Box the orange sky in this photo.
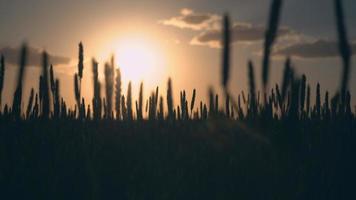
[1,0,356,109]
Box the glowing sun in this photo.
[102,37,165,84]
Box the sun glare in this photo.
[100,37,165,84]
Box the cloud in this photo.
[0,45,71,67]
[159,8,220,31]
[274,39,356,58]
[160,8,296,48]
[191,24,294,48]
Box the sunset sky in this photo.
[1,0,356,107]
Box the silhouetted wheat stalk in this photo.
[74,43,85,118]
[334,0,351,110]
[104,61,114,119]
[306,84,311,117]
[78,42,84,80]
[25,88,34,119]
[158,96,164,120]
[248,60,257,117]
[115,68,122,120]
[137,82,144,120]
[92,59,102,120]
[300,74,306,117]
[41,52,50,118]
[324,91,330,120]
[127,82,133,121]
[281,57,291,105]
[74,73,81,116]
[262,0,283,95]
[0,55,4,110]
[11,44,27,118]
[190,88,196,116]
[53,79,60,118]
[225,94,230,117]
[166,78,174,120]
[316,83,321,119]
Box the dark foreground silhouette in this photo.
[1,118,355,200]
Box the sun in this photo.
[101,37,165,84]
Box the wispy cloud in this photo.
[161,8,355,60]
[0,45,71,67]
[191,24,294,48]
[159,8,220,31]
[160,8,296,48]
[274,39,356,59]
